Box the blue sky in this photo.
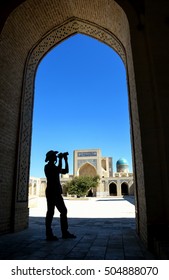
[30,34,132,177]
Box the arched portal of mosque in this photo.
[79,163,97,177]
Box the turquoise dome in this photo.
[116,158,128,165]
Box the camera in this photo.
[58,152,69,158]
[62,152,69,156]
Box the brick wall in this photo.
[0,0,143,237]
[1,0,169,253]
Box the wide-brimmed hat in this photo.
[45,150,58,162]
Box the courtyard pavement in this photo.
[0,196,155,260]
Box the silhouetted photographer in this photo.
[44,150,76,241]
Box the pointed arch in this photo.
[109,182,117,196]
[1,0,145,241]
[79,162,97,177]
[16,17,127,201]
[121,182,129,195]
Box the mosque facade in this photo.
[29,149,134,198]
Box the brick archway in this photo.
[17,17,128,202]
[0,0,146,247]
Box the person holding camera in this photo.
[44,150,76,241]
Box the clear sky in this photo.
[30,34,133,177]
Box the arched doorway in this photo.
[17,18,132,203]
[2,0,160,251]
[1,2,140,234]
[109,182,117,196]
[121,182,129,195]
[61,184,67,196]
[79,163,97,177]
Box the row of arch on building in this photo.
[109,182,131,196]
[29,178,134,198]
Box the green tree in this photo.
[66,175,100,197]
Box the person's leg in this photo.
[55,196,76,238]
[55,196,68,234]
[46,197,58,240]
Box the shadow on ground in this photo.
[0,216,155,260]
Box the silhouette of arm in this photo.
[61,154,69,174]
[57,155,62,173]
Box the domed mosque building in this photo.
[110,157,134,196]
[29,149,134,198]
[116,158,129,173]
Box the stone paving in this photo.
[0,196,155,260]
